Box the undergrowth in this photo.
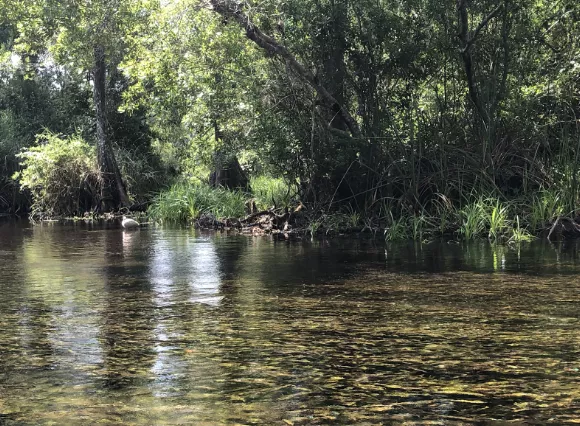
[148,177,570,244]
[13,131,99,217]
[148,181,247,223]
[250,176,297,210]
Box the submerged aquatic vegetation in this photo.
[3,228,580,424]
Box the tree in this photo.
[2,0,156,210]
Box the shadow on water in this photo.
[1,222,580,423]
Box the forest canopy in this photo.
[1,0,580,237]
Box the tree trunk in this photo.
[319,0,348,131]
[93,45,130,211]
[456,0,503,127]
[209,151,249,190]
[208,119,248,190]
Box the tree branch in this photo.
[205,0,362,139]
[466,3,503,52]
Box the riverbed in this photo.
[1,220,579,424]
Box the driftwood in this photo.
[196,203,305,234]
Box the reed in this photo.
[459,199,486,240]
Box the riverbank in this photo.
[141,181,579,242]
[13,180,580,242]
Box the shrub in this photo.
[13,131,99,217]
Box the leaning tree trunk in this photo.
[93,45,130,211]
[207,0,362,140]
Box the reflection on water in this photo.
[1,221,580,424]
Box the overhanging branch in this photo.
[205,0,362,139]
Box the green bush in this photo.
[148,181,247,223]
[13,131,99,217]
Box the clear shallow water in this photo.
[1,220,580,424]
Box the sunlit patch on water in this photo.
[188,239,223,306]
[2,222,580,424]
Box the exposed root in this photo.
[547,216,580,241]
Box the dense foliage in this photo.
[14,131,99,218]
[1,0,580,237]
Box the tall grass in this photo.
[459,199,486,240]
[149,181,247,223]
[529,190,564,231]
[250,176,296,210]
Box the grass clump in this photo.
[509,215,534,243]
[487,199,509,242]
[410,214,427,241]
[459,198,487,240]
[149,181,247,223]
[384,213,409,241]
[529,190,564,231]
[457,196,539,242]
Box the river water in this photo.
[1,220,580,424]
